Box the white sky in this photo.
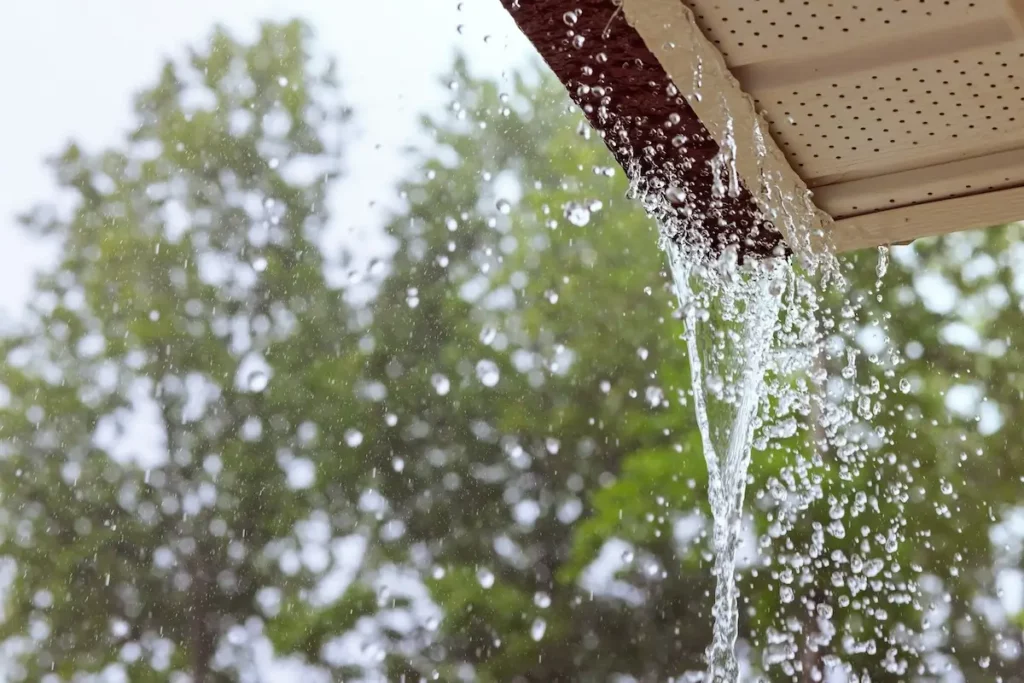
[0,0,534,318]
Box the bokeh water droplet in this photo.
[432,374,451,396]
[344,429,364,447]
[476,567,495,589]
[475,359,500,387]
[530,617,547,641]
[563,202,591,226]
[247,371,268,392]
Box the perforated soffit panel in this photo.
[500,0,1024,254]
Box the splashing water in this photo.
[668,243,788,681]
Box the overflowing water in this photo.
[668,245,788,680]
[636,100,907,677]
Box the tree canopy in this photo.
[1,18,1023,683]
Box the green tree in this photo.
[0,20,366,681]
[3,15,1024,683]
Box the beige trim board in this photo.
[833,186,1024,252]
[813,148,1024,218]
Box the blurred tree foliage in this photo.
[0,17,1022,683]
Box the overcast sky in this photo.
[0,0,534,318]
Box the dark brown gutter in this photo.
[498,0,785,259]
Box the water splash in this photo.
[668,243,787,680]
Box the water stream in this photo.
[667,243,789,681]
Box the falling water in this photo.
[667,242,789,681]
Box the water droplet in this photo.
[476,567,495,588]
[344,429,364,448]
[563,202,591,226]
[247,371,269,392]
[431,374,451,396]
[533,591,551,609]
[622,549,635,563]
[149,310,160,322]
[479,326,497,345]
[432,566,446,580]
[899,378,911,393]
[876,245,890,279]
[530,618,547,641]
[476,360,500,387]
[940,480,954,495]
[563,10,578,26]
[496,198,512,215]
[278,76,289,87]
[252,257,268,273]
[392,457,405,473]
[572,34,586,49]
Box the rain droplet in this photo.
[476,360,500,387]
[530,618,547,641]
[431,374,451,396]
[392,457,405,473]
[278,76,289,87]
[563,202,591,226]
[247,371,269,392]
[876,245,890,278]
[899,378,911,394]
[149,310,160,322]
[622,549,635,563]
[563,10,578,26]
[496,198,512,215]
[533,591,551,609]
[476,567,495,588]
[344,429,364,448]
[252,257,268,273]
[479,326,497,345]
